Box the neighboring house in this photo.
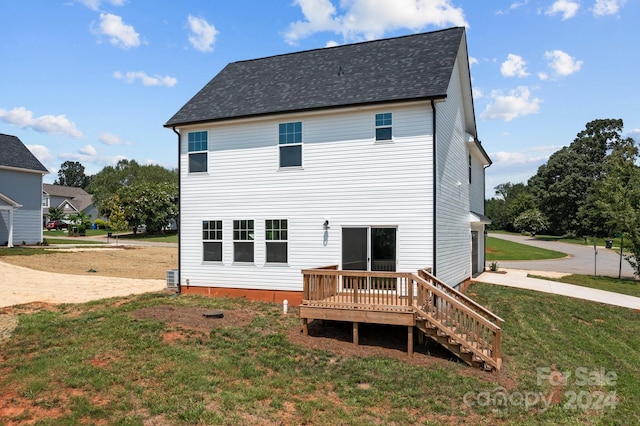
[164,27,491,304]
[42,183,97,226]
[0,134,49,247]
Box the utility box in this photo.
[166,269,179,290]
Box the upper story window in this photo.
[266,219,288,264]
[279,122,302,167]
[375,113,392,141]
[202,220,223,262]
[42,194,50,208]
[233,220,254,263]
[188,131,208,173]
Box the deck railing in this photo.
[302,266,503,370]
[302,265,415,312]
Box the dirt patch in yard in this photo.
[1,246,177,280]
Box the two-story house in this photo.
[0,134,49,247]
[42,183,97,226]
[164,27,491,304]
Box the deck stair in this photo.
[300,266,503,372]
[412,269,503,371]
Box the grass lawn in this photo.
[118,231,178,244]
[1,286,637,425]
[486,236,567,261]
[529,274,640,299]
[43,229,178,244]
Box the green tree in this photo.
[513,208,550,236]
[54,161,91,189]
[582,130,640,276]
[528,119,627,236]
[105,196,129,245]
[47,206,64,222]
[485,182,532,231]
[88,159,178,232]
[116,182,178,233]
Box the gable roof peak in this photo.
[0,133,49,173]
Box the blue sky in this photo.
[1,0,638,198]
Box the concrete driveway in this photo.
[487,233,636,279]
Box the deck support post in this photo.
[353,322,359,346]
[302,318,308,336]
[408,326,414,357]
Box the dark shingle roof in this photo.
[165,27,465,127]
[42,183,93,212]
[0,133,49,173]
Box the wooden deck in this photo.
[300,266,504,371]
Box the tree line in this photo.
[486,118,640,276]
[53,159,178,235]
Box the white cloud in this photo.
[93,13,140,49]
[593,0,627,16]
[26,145,55,166]
[59,149,127,169]
[285,0,468,44]
[501,54,529,78]
[187,15,218,52]
[546,0,580,20]
[325,40,340,47]
[79,144,97,156]
[627,128,640,142]
[0,107,83,138]
[480,86,542,121]
[99,132,130,145]
[77,0,125,11]
[544,50,583,76]
[113,71,177,87]
[469,56,479,67]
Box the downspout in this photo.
[172,126,182,295]
[482,162,492,272]
[431,99,437,276]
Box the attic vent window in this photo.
[375,113,392,141]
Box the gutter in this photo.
[172,126,182,295]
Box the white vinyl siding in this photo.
[434,57,474,287]
[469,149,487,214]
[178,102,435,292]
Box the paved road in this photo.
[476,268,640,309]
[488,233,636,279]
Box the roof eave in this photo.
[164,95,448,129]
[0,165,49,175]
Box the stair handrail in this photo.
[418,268,504,326]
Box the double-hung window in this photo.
[266,219,288,263]
[279,122,302,167]
[202,220,222,262]
[375,113,392,141]
[233,220,254,262]
[188,131,208,173]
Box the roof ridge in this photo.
[230,26,465,65]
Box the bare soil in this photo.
[1,246,177,279]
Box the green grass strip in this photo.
[486,236,567,261]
